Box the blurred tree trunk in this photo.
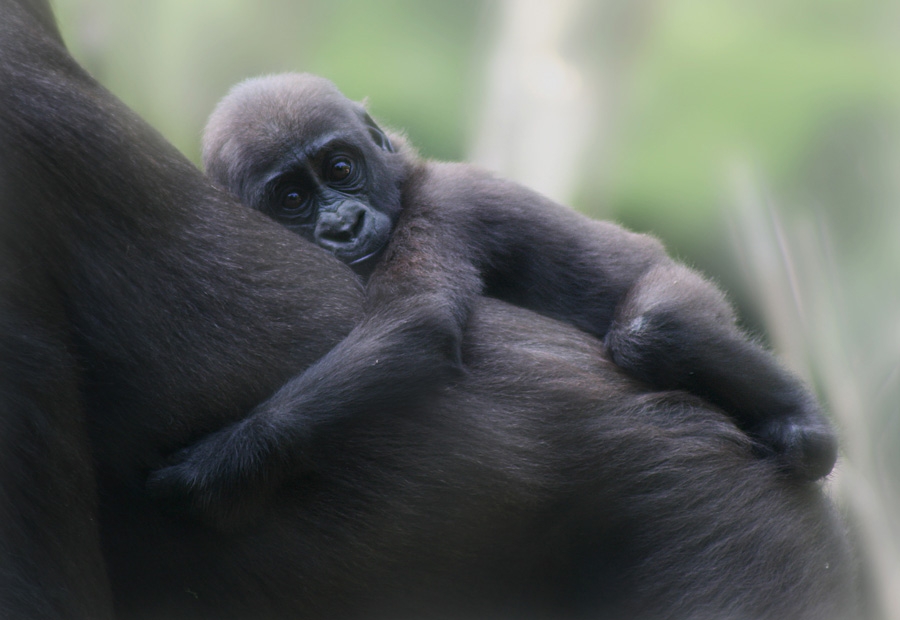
[468,0,658,206]
[730,162,900,620]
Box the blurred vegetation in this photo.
[54,0,490,163]
[53,0,899,313]
[55,0,899,616]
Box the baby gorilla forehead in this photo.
[293,131,370,165]
[256,111,373,171]
[262,76,363,130]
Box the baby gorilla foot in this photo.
[604,308,838,481]
[147,416,288,531]
[753,405,838,481]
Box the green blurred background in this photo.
[54,0,900,615]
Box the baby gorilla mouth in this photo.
[349,248,381,265]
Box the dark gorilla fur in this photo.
[152,72,838,522]
[0,2,857,619]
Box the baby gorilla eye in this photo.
[282,189,308,210]
[274,185,312,219]
[284,191,303,207]
[328,158,352,183]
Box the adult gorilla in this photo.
[0,1,855,618]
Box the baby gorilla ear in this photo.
[358,107,395,153]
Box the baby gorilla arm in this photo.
[148,193,480,530]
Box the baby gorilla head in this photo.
[203,73,407,270]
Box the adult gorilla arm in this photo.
[0,0,359,616]
[0,7,113,618]
[0,1,856,619]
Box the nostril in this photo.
[318,203,366,245]
[351,209,366,237]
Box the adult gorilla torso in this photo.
[0,1,855,618]
[103,298,855,620]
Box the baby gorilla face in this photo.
[202,73,405,275]
[264,145,394,267]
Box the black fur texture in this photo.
[0,4,855,619]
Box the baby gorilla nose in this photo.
[317,201,366,245]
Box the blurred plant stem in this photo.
[468,0,658,206]
[730,164,900,620]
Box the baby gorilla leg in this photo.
[604,263,837,480]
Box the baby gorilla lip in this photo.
[323,221,385,265]
[349,249,380,265]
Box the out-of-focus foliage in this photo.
[55,0,490,163]
[54,1,899,617]
[54,0,899,289]
[605,1,899,215]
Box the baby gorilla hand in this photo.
[147,416,290,532]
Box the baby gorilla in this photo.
[149,73,836,528]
